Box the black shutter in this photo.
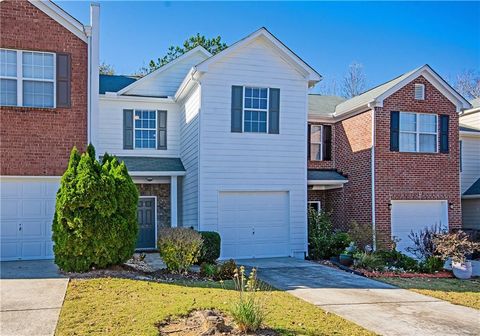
[56,53,71,108]
[157,110,167,150]
[231,86,243,132]
[390,111,400,151]
[322,125,332,161]
[440,115,449,153]
[268,88,280,134]
[123,109,134,149]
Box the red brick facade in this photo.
[0,0,88,176]
[308,75,461,242]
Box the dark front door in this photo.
[136,197,156,249]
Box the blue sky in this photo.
[57,1,479,92]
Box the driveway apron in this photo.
[238,257,480,336]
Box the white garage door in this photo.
[1,179,59,261]
[391,200,448,255]
[218,191,290,259]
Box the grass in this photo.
[56,278,373,336]
[378,277,480,310]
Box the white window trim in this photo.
[242,86,269,133]
[133,109,158,150]
[310,124,323,161]
[414,83,425,100]
[399,112,438,153]
[0,48,56,108]
[308,201,321,213]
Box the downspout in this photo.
[368,101,377,250]
[88,3,100,149]
[85,27,91,144]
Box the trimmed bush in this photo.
[52,146,138,272]
[198,231,221,264]
[158,228,203,273]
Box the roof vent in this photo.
[415,83,425,100]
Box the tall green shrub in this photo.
[197,231,221,264]
[52,145,139,272]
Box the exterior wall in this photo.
[97,97,180,157]
[374,75,461,246]
[125,51,208,97]
[198,37,309,256]
[307,122,335,170]
[462,199,480,230]
[0,0,87,176]
[334,110,373,228]
[460,134,480,193]
[179,84,201,229]
[460,110,480,129]
[136,183,171,235]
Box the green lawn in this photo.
[378,277,480,310]
[56,278,373,336]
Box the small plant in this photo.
[157,228,203,273]
[230,266,264,332]
[406,224,446,260]
[200,262,218,278]
[434,231,480,264]
[419,256,444,273]
[375,249,419,272]
[347,221,373,251]
[353,252,385,271]
[197,231,221,264]
[217,259,237,280]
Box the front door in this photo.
[136,197,156,249]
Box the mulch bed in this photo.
[156,309,278,336]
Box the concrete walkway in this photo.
[1,260,68,336]
[238,258,480,336]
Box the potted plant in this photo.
[339,242,357,266]
[434,231,480,279]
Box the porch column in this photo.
[170,176,178,227]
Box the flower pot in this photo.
[339,254,353,267]
[443,258,452,271]
[452,261,472,280]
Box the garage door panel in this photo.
[22,200,44,217]
[1,200,19,219]
[21,241,45,259]
[1,242,19,259]
[1,220,19,238]
[21,220,45,238]
[218,191,290,259]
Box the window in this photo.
[308,201,321,213]
[0,49,55,108]
[399,112,437,153]
[134,110,157,149]
[414,84,425,100]
[244,87,268,133]
[310,125,322,160]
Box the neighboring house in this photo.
[0,0,99,261]
[307,65,471,252]
[96,28,321,258]
[459,98,480,231]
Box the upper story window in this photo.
[414,84,425,100]
[134,110,157,149]
[309,124,332,161]
[0,49,55,108]
[244,87,268,133]
[399,112,437,153]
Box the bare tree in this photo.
[99,61,115,75]
[455,69,480,99]
[317,77,340,96]
[342,62,366,98]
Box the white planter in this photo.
[452,261,473,279]
[471,260,480,277]
[443,258,452,271]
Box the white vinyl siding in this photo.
[460,134,480,193]
[399,112,437,153]
[0,49,55,108]
[198,37,308,257]
[179,84,201,229]
[97,98,180,157]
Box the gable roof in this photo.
[195,27,322,86]
[28,0,87,43]
[464,178,480,197]
[334,64,471,116]
[115,46,211,95]
[99,75,137,94]
[308,95,345,119]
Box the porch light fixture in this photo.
[449,202,454,210]
[146,177,153,182]
[388,203,392,210]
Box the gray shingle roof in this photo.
[308,95,345,118]
[99,74,137,94]
[307,170,347,181]
[464,178,480,196]
[114,156,185,172]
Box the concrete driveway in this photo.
[238,258,480,336]
[1,260,68,336]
